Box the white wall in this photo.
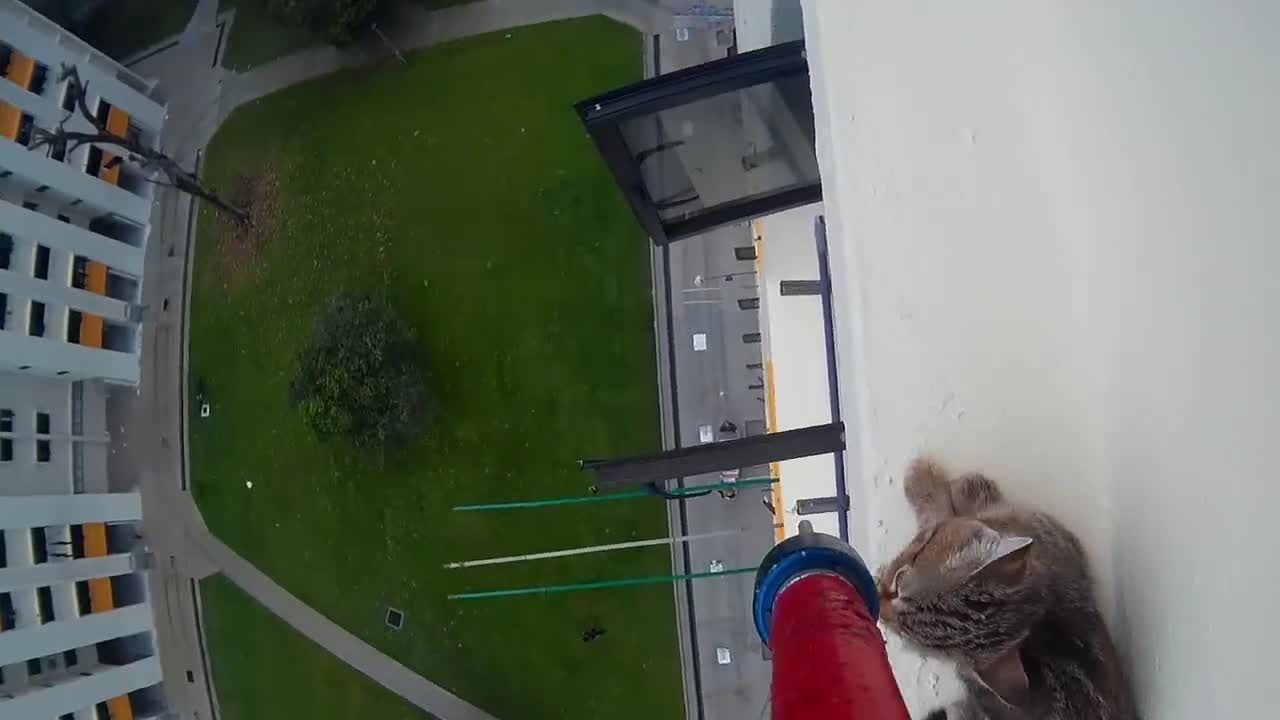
[803,1,1280,717]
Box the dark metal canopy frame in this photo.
[575,40,821,245]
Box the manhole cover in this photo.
[385,607,405,630]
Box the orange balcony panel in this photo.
[89,576,115,613]
[86,261,108,295]
[99,152,121,186]
[84,522,109,557]
[0,101,19,141]
[107,695,135,720]
[4,52,35,90]
[79,312,105,348]
[106,106,130,139]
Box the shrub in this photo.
[267,0,382,44]
[290,291,429,454]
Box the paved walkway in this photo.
[222,0,671,111]
[110,2,673,720]
[187,528,497,720]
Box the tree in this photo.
[27,65,249,223]
[290,291,430,454]
[267,0,384,44]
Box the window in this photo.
[33,244,50,280]
[71,524,85,558]
[0,408,12,431]
[734,245,758,261]
[66,309,82,342]
[35,184,49,193]
[31,527,48,564]
[71,255,89,289]
[21,201,37,211]
[742,332,762,344]
[61,83,77,112]
[63,649,79,667]
[737,297,760,310]
[0,291,6,330]
[27,658,42,676]
[0,592,14,628]
[28,300,46,337]
[0,438,11,462]
[0,232,12,269]
[15,113,33,147]
[75,580,92,615]
[29,62,49,95]
[0,169,10,178]
[36,412,50,434]
[85,145,103,177]
[36,438,51,462]
[37,586,55,623]
[578,41,820,244]
[57,214,71,223]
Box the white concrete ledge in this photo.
[0,553,135,593]
[0,603,153,665]
[0,492,141,529]
[0,656,161,717]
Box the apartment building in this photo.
[1,3,170,718]
[1,0,165,386]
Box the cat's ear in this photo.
[973,535,1032,583]
[975,647,1029,707]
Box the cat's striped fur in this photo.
[877,459,1135,720]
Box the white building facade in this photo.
[1,3,169,718]
[0,376,166,720]
[1,0,165,386]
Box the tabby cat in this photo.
[876,459,1135,720]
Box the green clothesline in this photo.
[452,476,777,512]
[449,566,759,600]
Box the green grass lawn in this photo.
[190,17,680,720]
[201,576,431,719]
[220,0,483,71]
[418,0,478,8]
[220,0,324,71]
[64,0,196,60]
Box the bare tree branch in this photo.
[41,64,249,223]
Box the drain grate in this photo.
[385,607,405,630]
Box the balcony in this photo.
[0,101,30,145]
[78,312,105,348]
[105,695,135,720]
[2,48,36,92]
[82,522,116,613]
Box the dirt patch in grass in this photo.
[210,162,282,283]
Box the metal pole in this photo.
[453,477,777,512]
[370,23,407,65]
[444,529,741,569]
[453,488,654,512]
[449,566,758,600]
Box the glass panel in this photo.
[618,73,817,225]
